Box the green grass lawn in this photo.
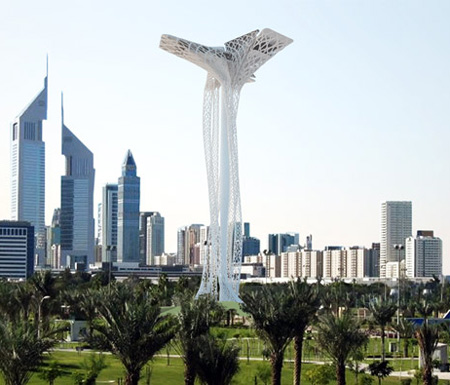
[1,350,414,385]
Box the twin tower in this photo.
[10,68,140,268]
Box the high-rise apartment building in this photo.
[177,224,203,265]
[10,70,48,265]
[60,101,95,268]
[380,201,412,278]
[101,184,118,263]
[117,150,140,263]
[323,246,346,278]
[347,246,368,278]
[0,221,34,279]
[405,231,442,278]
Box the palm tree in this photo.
[287,279,320,385]
[392,318,415,357]
[369,300,397,361]
[195,334,240,385]
[416,318,440,385]
[241,285,293,385]
[175,292,223,385]
[85,283,177,385]
[315,311,368,385]
[0,318,60,385]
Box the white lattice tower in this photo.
[160,29,293,302]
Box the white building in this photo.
[347,246,368,278]
[145,212,165,265]
[380,201,412,278]
[406,231,442,278]
[10,70,48,265]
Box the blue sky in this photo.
[1,1,449,272]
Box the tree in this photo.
[38,361,66,385]
[76,354,108,385]
[241,285,293,385]
[304,364,334,385]
[416,320,440,385]
[369,300,397,361]
[195,334,240,385]
[85,283,177,385]
[392,318,415,357]
[0,318,60,385]
[175,292,223,385]
[368,361,394,385]
[287,279,320,385]
[315,311,368,385]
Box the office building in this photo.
[117,150,140,263]
[0,221,34,279]
[242,223,260,257]
[139,212,165,265]
[367,243,380,277]
[305,234,313,250]
[268,232,299,255]
[101,184,118,263]
[10,69,48,265]
[60,100,95,268]
[406,231,442,278]
[380,201,412,278]
[46,208,61,269]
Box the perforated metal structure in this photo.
[160,29,293,301]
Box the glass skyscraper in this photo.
[10,70,47,264]
[60,98,95,268]
[117,150,140,263]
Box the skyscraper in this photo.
[101,184,118,263]
[380,201,412,278]
[268,233,299,255]
[10,68,48,265]
[117,150,140,263]
[146,212,164,265]
[60,97,95,268]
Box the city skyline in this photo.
[1,1,449,273]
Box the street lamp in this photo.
[393,244,404,325]
[38,295,51,339]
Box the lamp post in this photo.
[393,244,404,325]
[38,295,51,339]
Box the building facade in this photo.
[406,231,442,278]
[0,221,34,279]
[10,71,48,265]
[380,201,412,278]
[101,184,118,263]
[146,213,165,265]
[268,232,299,255]
[60,103,95,268]
[117,150,140,263]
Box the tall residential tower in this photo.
[380,201,412,278]
[10,68,48,264]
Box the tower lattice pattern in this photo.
[160,29,293,301]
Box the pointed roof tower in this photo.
[122,150,137,176]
